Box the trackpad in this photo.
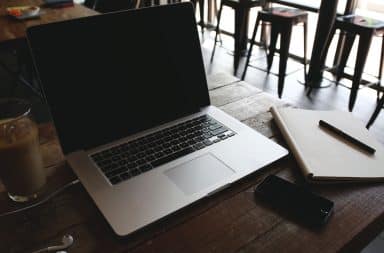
[165,153,235,195]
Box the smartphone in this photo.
[255,175,334,226]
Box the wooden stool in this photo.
[241,7,308,98]
[330,15,384,111]
[210,0,261,74]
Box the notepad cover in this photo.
[271,106,384,182]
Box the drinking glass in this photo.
[0,98,46,202]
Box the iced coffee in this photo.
[0,99,46,202]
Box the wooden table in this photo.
[0,0,97,47]
[1,73,384,252]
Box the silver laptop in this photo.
[27,3,287,236]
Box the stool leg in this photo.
[241,15,261,80]
[277,23,292,98]
[210,2,223,62]
[349,31,373,111]
[378,35,384,100]
[367,93,384,129]
[335,32,355,84]
[234,6,247,75]
[199,0,205,32]
[303,20,308,87]
[267,24,279,74]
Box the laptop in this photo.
[27,3,288,236]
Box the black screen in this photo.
[27,3,210,154]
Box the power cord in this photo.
[0,179,80,218]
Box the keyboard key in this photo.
[203,133,212,139]
[213,138,221,143]
[154,146,162,152]
[120,172,131,180]
[151,147,194,167]
[131,169,141,176]
[136,159,146,165]
[127,162,137,169]
[154,151,165,158]
[226,131,235,137]
[163,142,172,148]
[130,148,139,154]
[139,164,152,172]
[194,136,205,142]
[203,139,213,146]
[193,142,205,150]
[145,149,154,155]
[110,176,121,185]
[99,164,112,172]
[211,127,227,136]
[170,139,179,146]
[127,154,137,162]
[171,145,181,152]
[111,166,128,175]
[137,145,146,152]
[137,152,146,158]
[145,154,156,162]
[218,134,228,140]
[180,142,189,148]
[179,136,188,142]
[209,123,221,130]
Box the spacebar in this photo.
[151,147,195,167]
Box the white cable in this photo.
[31,234,74,253]
[0,179,80,218]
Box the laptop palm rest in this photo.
[164,153,235,195]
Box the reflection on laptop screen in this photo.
[27,3,210,154]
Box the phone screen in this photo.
[255,175,334,226]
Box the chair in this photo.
[326,14,384,111]
[242,7,308,98]
[210,0,262,74]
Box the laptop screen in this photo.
[27,3,210,154]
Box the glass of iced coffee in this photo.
[0,98,46,202]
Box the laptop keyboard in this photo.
[90,115,236,185]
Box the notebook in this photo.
[271,106,384,183]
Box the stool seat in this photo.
[261,7,307,23]
[220,0,260,8]
[336,15,384,35]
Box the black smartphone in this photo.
[255,175,334,226]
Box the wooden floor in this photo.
[200,30,384,145]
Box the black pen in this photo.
[319,120,376,154]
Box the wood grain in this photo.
[1,73,384,253]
